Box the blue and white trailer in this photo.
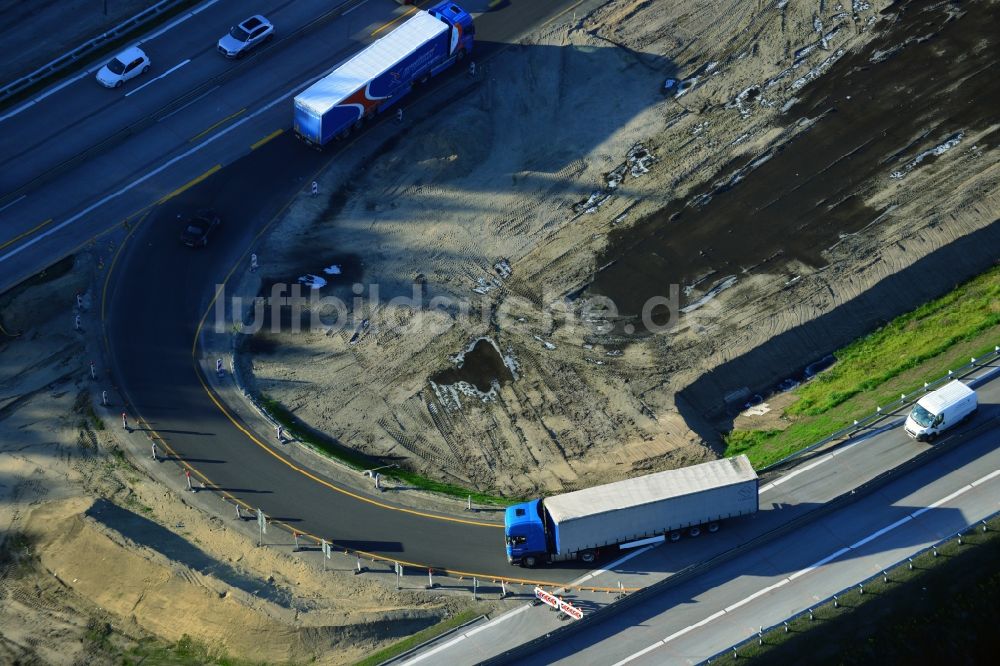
[505,455,759,567]
[293,2,474,147]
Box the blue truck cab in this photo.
[504,499,550,567]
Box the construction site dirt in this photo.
[245,0,1000,497]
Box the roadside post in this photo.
[257,508,267,547]
[322,540,331,571]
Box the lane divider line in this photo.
[157,165,221,204]
[251,128,284,150]
[0,218,51,252]
[372,5,419,36]
[611,467,1000,665]
[125,59,191,98]
[189,108,247,143]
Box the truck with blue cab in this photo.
[505,455,759,567]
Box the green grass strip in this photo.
[725,264,1000,467]
[259,394,518,506]
[354,610,483,666]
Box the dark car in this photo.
[179,210,221,247]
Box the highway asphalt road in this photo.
[517,411,1000,665]
[0,0,582,293]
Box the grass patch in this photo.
[115,634,277,666]
[259,394,517,506]
[354,610,483,666]
[725,264,1000,467]
[711,516,1000,665]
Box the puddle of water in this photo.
[432,338,514,393]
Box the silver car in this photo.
[217,15,274,58]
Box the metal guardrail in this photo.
[703,506,1000,664]
[0,0,187,103]
[760,344,1000,473]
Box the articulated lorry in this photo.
[293,1,474,147]
[505,455,759,567]
[904,380,977,441]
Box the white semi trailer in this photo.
[504,455,759,567]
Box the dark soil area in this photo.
[588,0,1000,320]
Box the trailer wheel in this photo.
[689,526,701,537]
[523,555,538,568]
[669,531,682,542]
[708,522,720,533]
[579,550,597,564]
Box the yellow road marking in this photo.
[488,0,503,7]
[372,5,419,36]
[251,128,284,150]
[188,108,246,143]
[101,210,149,337]
[0,218,52,251]
[187,174,499,529]
[157,165,221,204]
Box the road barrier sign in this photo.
[534,587,583,619]
[535,586,560,609]
[560,599,584,620]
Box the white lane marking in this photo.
[561,544,657,590]
[143,0,222,41]
[125,59,190,97]
[757,419,904,494]
[158,85,220,121]
[0,194,27,213]
[0,71,90,122]
[613,468,999,665]
[0,0,222,125]
[401,604,532,665]
[0,71,325,264]
[611,640,665,666]
[343,0,372,16]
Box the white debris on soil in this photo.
[890,132,964,180]
[323,264,342,275]
[792,48,846,90]
[297,274,327,290]
[493,258,512,279]
[681,275,738,313]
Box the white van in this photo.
[904,380,977,441]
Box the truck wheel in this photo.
[689,526,701,537]
[579,550,596,564]
[669,531,681,542]
[708,522,720,533]
[523,555,537,568]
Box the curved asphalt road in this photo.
[105,0,600,584]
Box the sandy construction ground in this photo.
[0,262,487,664]
[243,0,999,497]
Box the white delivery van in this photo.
[904,380,977,441]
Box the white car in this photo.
[217,15,274,58]
[96,46,150,88]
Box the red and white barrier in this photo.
[534,587,584,620]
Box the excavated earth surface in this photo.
[246,0,1000,496]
